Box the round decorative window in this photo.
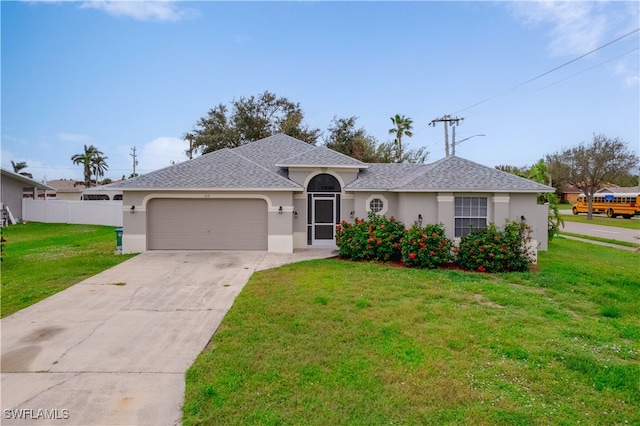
[369,198,384,213]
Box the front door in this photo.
[313,197,335,244]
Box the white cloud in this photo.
[79,1,198,22]
[137,136,188,174]
[613,56,640,87]
[508,1,608,56]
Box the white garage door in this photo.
[147,198,268,250]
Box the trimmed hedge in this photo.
[336,214,534,273]
[400,223,455,269]
[335,212,405,262]
[457,220,534,272]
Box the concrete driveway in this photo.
[1,249,335,425]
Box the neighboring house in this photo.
[596,185,640,194]
[562,184,582,204]
[43,179,86,200]
[108,134,554,254]
[1,168,55,223]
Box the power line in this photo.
[462,46,640,120]
[453,27,640,115]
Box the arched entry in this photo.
[307,173,341,246]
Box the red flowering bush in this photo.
[400,223,455,269]
[456,219,534,273]
[335,212,405,261]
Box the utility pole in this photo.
[429,115,463,157]
[130,146,138,177]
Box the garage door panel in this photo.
[148,199,267,250]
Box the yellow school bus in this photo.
[572,193,640,218]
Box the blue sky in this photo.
[2,1,639,182]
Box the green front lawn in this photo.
[184,239,640,425]
[560,212,640,230]
[1,222,136,317]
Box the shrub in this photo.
[457,219,534,273]
[335,212,405,262]
[400,222,455,269]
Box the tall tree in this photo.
[546,134,639,219]
[183,132,196,160]
[187,91,321,155]
[388,114,414,163]
[91,153,109,185]
[10,161,33,179]
[324,116,382,162]
[71,144,105,188]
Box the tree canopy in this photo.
[187,91,321,155]
[388,114,413,162]
[71,144,108,188]
[11,161,33,179]
[324,116,383,163]
[546,134,639,219]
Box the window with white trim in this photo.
[369,198,384,213]
[365,194,388,215]
[454,197,487,237]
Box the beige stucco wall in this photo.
[329,190,547,251]
[55,192,83,201]
[351,192,399,220]
[121,190,296,253]
[119,179,548,253]
[287,168,359,189]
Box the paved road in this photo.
[561,221,640,244]
[1,249,336,425]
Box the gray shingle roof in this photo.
[107,148,301,190]
[345,163,428,190]
[399,156,554,192]
[233,134,316,175]
[107,134,553,193]
[277,146,367,168]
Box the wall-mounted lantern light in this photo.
[350,210,355,218]
[279,206,283,214]
[418,214,422,225]
[293,211,298,218]
[130,205,135,214]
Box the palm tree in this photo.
[91,154,109,185]
[388,114,414,163]
[71,145,104,188]
[10,161,33,179]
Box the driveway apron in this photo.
[1,251,271,425]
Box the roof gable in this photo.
[277,146,367,168]
[232,134,316,174]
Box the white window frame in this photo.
[366,194,388,216]
[454,196,488,237]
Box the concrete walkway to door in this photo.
[1,249,336,425]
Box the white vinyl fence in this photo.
[23,199,123,227]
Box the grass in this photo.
[183,238,640,426]
[559,232,639,249]
[1,222,137,317]
[560,212,640,230]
